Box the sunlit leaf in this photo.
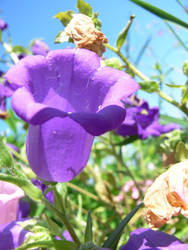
[76,0,92,16]
[54,11,74,27]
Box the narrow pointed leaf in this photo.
[84,210,93,243]
[0,136,14,170]
[130,0,188,29]
[160,115,188,128]
[116,15,135,50]
[103,202,143,249]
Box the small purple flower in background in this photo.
[0,181,24,225]
[5,48,139,182]
[31,39,50,56]
[0,18,8,31]
[116,95,179,139]
[120,228,188,250]
[0,84,9,119]
[63,230,73,241]
[32,179,53,203]
[17,199,30,220]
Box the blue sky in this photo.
[0,0,188,132]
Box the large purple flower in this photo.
[116,96,179,139]
[5,48,139,182]
[120,228,188,250]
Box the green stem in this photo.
[16,241,54,250]
[42,198,81,247]
[165,21,188,52]
[105,44,149,81]
[105,43,188,116]
[1,42,19,64]
[67,182,100,202]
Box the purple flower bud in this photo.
[31,39,50,56]
[0,18,8,31]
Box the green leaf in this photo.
[160,115,188,128]
[130,0,188,29]
[0,136,14,170]
[76,0,92,16]
[102,57,124,70]
[165,83,184,88]
[54,31,70,44]
[45,215,61,236]
[103,203,143,249]
[0,30,2,42]
[53,240,76,250]
[84,211,93,243]
[182,89,188,104]
[54,11,74,27]
[175,141,188,162]
[139,80,159,93]
[116,15,135,50]
[12,45,28,54]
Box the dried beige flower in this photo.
[65,14,108,57]
[144,160,188,228]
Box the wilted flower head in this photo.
[0,18,8,31]
[31,39,50,56]
[116,95,179,139]
[0,181,24,225]
[5,48,139,182]
[144,160,188,228]
[120,228,188,250]
[65,14,108,56]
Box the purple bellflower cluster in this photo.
[116,95,179,139]
[5,48,139,182]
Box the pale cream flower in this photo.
[144,160,188,228]
[65,14,108,56]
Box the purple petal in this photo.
[120,228,188,250]
[26,118,94,182]
[17,200,30,220]
[0,220,29,250]
[11,87,68,124]
[32,39,50,56]
[70,105,126,136]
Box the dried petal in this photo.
[65,14,108,56]
[144,160,188,228]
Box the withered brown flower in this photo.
[144,160,188,228]
[65,14,108,56]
